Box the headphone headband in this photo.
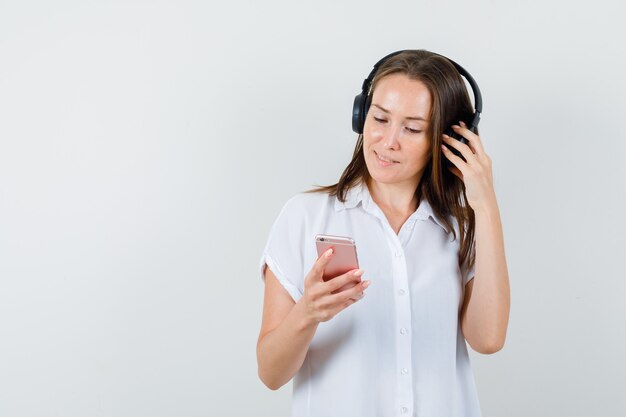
[352,50,483,134]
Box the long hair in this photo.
[304,49,476,274]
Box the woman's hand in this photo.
[441,121,497,212]
[301,248,371,323]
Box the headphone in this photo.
[352,50,483,162]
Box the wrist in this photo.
[294,298,320,331]
[472,194,499,217]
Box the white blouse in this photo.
[259,181,481,417]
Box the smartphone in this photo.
[315,234,360,281]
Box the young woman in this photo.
[257,49,510,417]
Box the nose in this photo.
[382,123,402,149]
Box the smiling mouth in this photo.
[374,151,398,163]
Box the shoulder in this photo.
[277,190,333,218]
[265,190,333,247]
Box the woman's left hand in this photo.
[441,121,496,212]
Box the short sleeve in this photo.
[258,197,306,303]
[463,261,475,286]
[462,242,476,286]
[451,214,475,286]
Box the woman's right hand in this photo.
[300,248,371,323]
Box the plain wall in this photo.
[1,0,625,416]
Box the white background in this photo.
[1,0,625,416]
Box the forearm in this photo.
[257,300,319,390]
[464,197,511,352]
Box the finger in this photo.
[339,298,357,311]
[320,295,357,319]
[442,134,476,165]
[325,269,363,293]
[309,248,335,283]
[329,279,370,304]
[454,122,485,156]
[348,280,371,300]
[441,142,469,176]
[447,165,463,180]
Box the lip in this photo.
[374,150,399,165]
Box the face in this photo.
[363,73,432,188]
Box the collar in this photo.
[334,181,449,232]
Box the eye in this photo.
[406,127,422,134]
[373,117,386,123]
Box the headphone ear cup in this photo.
[442,125,469,165]
[444,127,467,144]
[352,93,366,134]
[363,93,372,122]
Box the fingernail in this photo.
[353,269,363,276]
[363,280,371,288]
[325,248,333,257]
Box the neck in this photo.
[366,177,420,214]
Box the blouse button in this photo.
[400,327,408,335]
[398,289,405,296]
[401,407,408,413]
[401,368,408,375]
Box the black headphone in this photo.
[352,50,483,162]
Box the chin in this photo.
[367,162,425,188]
[370,175,404,185]
[367,166,403,184]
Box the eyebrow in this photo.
[372,104,427,121]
